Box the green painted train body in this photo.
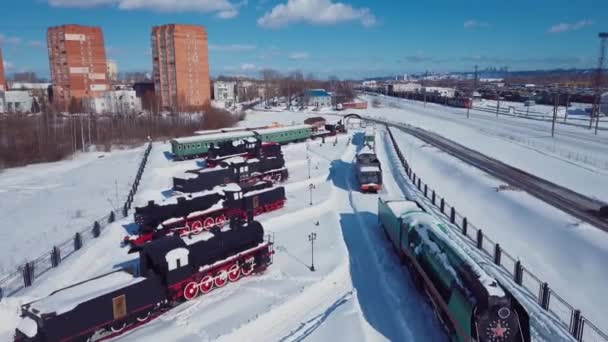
[378,198,529,342]
[171,131,255,160]
[253,125,312,144]
[170,125,313,160]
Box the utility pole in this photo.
[592,33,607,134]
[422,71,427,107]
[564,90,570,123]
[309,183,316,206]
[308,232,317,271]
[468,65,478,119]
[496,86,501,117]
[552,90,559,137]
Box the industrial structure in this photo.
[47,24,110,111]
[0,46,6,92]
[151,24,211,112]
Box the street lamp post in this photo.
[308,232,317,272]
[307,155,311,179]
[309,183,316,206]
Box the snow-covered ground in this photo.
[389,127,608,331]
[0,107,599,341]
[0,147,145,276]
[351,94,608,201]
[0,118,447,341]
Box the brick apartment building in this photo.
[151,24,211,111]
[0,46,6,91]
[47,24,109,111]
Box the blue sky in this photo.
[0,0,606,79]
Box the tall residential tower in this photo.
[151,24,210,111]
[47,24,109,111]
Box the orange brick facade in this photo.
[47,25,109,111]
[0,46,6,91]
[151,24,211,111]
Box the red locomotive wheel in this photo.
[241,262,254,276]
[183,281,199,300]
[216,215,226,227]
[190,221,203,234]
[110,322,126,333]
[136,311,151,322]
[215,270,228,287]
[228,263,240,282]
[204,217,215,230]
[199,275,214,294]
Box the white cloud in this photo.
[209,44,257,52]
[3,60,14,70]
[27,40,45,48]
[463,19,489,29]
[241,63,257,70]
[47,0,243,17]
[0,33,23,45]
[258,0,376,29]
[548,19,593,33]
[288,51,309,60]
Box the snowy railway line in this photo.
[361,117,608,233]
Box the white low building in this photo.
[84,89,141,114]
[0,90,33,113]
[601,92,608,115]
[214,81,237,103]
[392,82,422,93]
[423,86,456,98]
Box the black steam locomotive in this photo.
[14,219,274,342]
[126,181,285,247]
[206,138,282,167]
[173,155,288,193]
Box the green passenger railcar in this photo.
[253,125,312,144]
[170,124,313,160]
[377,198,529,342]
[171,131,255,160]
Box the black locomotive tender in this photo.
[173,154,288,193]
[15,218,274,342]
[206,137,282,167]
[126,181,286,246]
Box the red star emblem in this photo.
[491,322,508,338]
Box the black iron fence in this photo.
[384,125,607,342]
[0,142,152,300]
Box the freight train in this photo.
[365,88,473,109]
[14,219,274,342]
[206,137,282,167]
[126,181,285,246]
[173,155,288,193]
[355,145,382,192]
[378,198,530,342]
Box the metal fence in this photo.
[384,125,607,342]
[0,142,152,300]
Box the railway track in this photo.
[362,117,608,233]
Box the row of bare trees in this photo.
[258,69,356,107]
[0,105,242,168]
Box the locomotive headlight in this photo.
[498,307,511,319]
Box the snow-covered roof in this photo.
[16,316,37,338]
[182,231,215,246]
[402,211,505,298]
[357,146,375,155]
[173,131,255,144]
[253,124,312,135]
[386,200,422,216]
[360,166,380,173]
[28,271,145,316]
[194,129,223,135]
[186,200,224,218]
[222,156,247,164]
